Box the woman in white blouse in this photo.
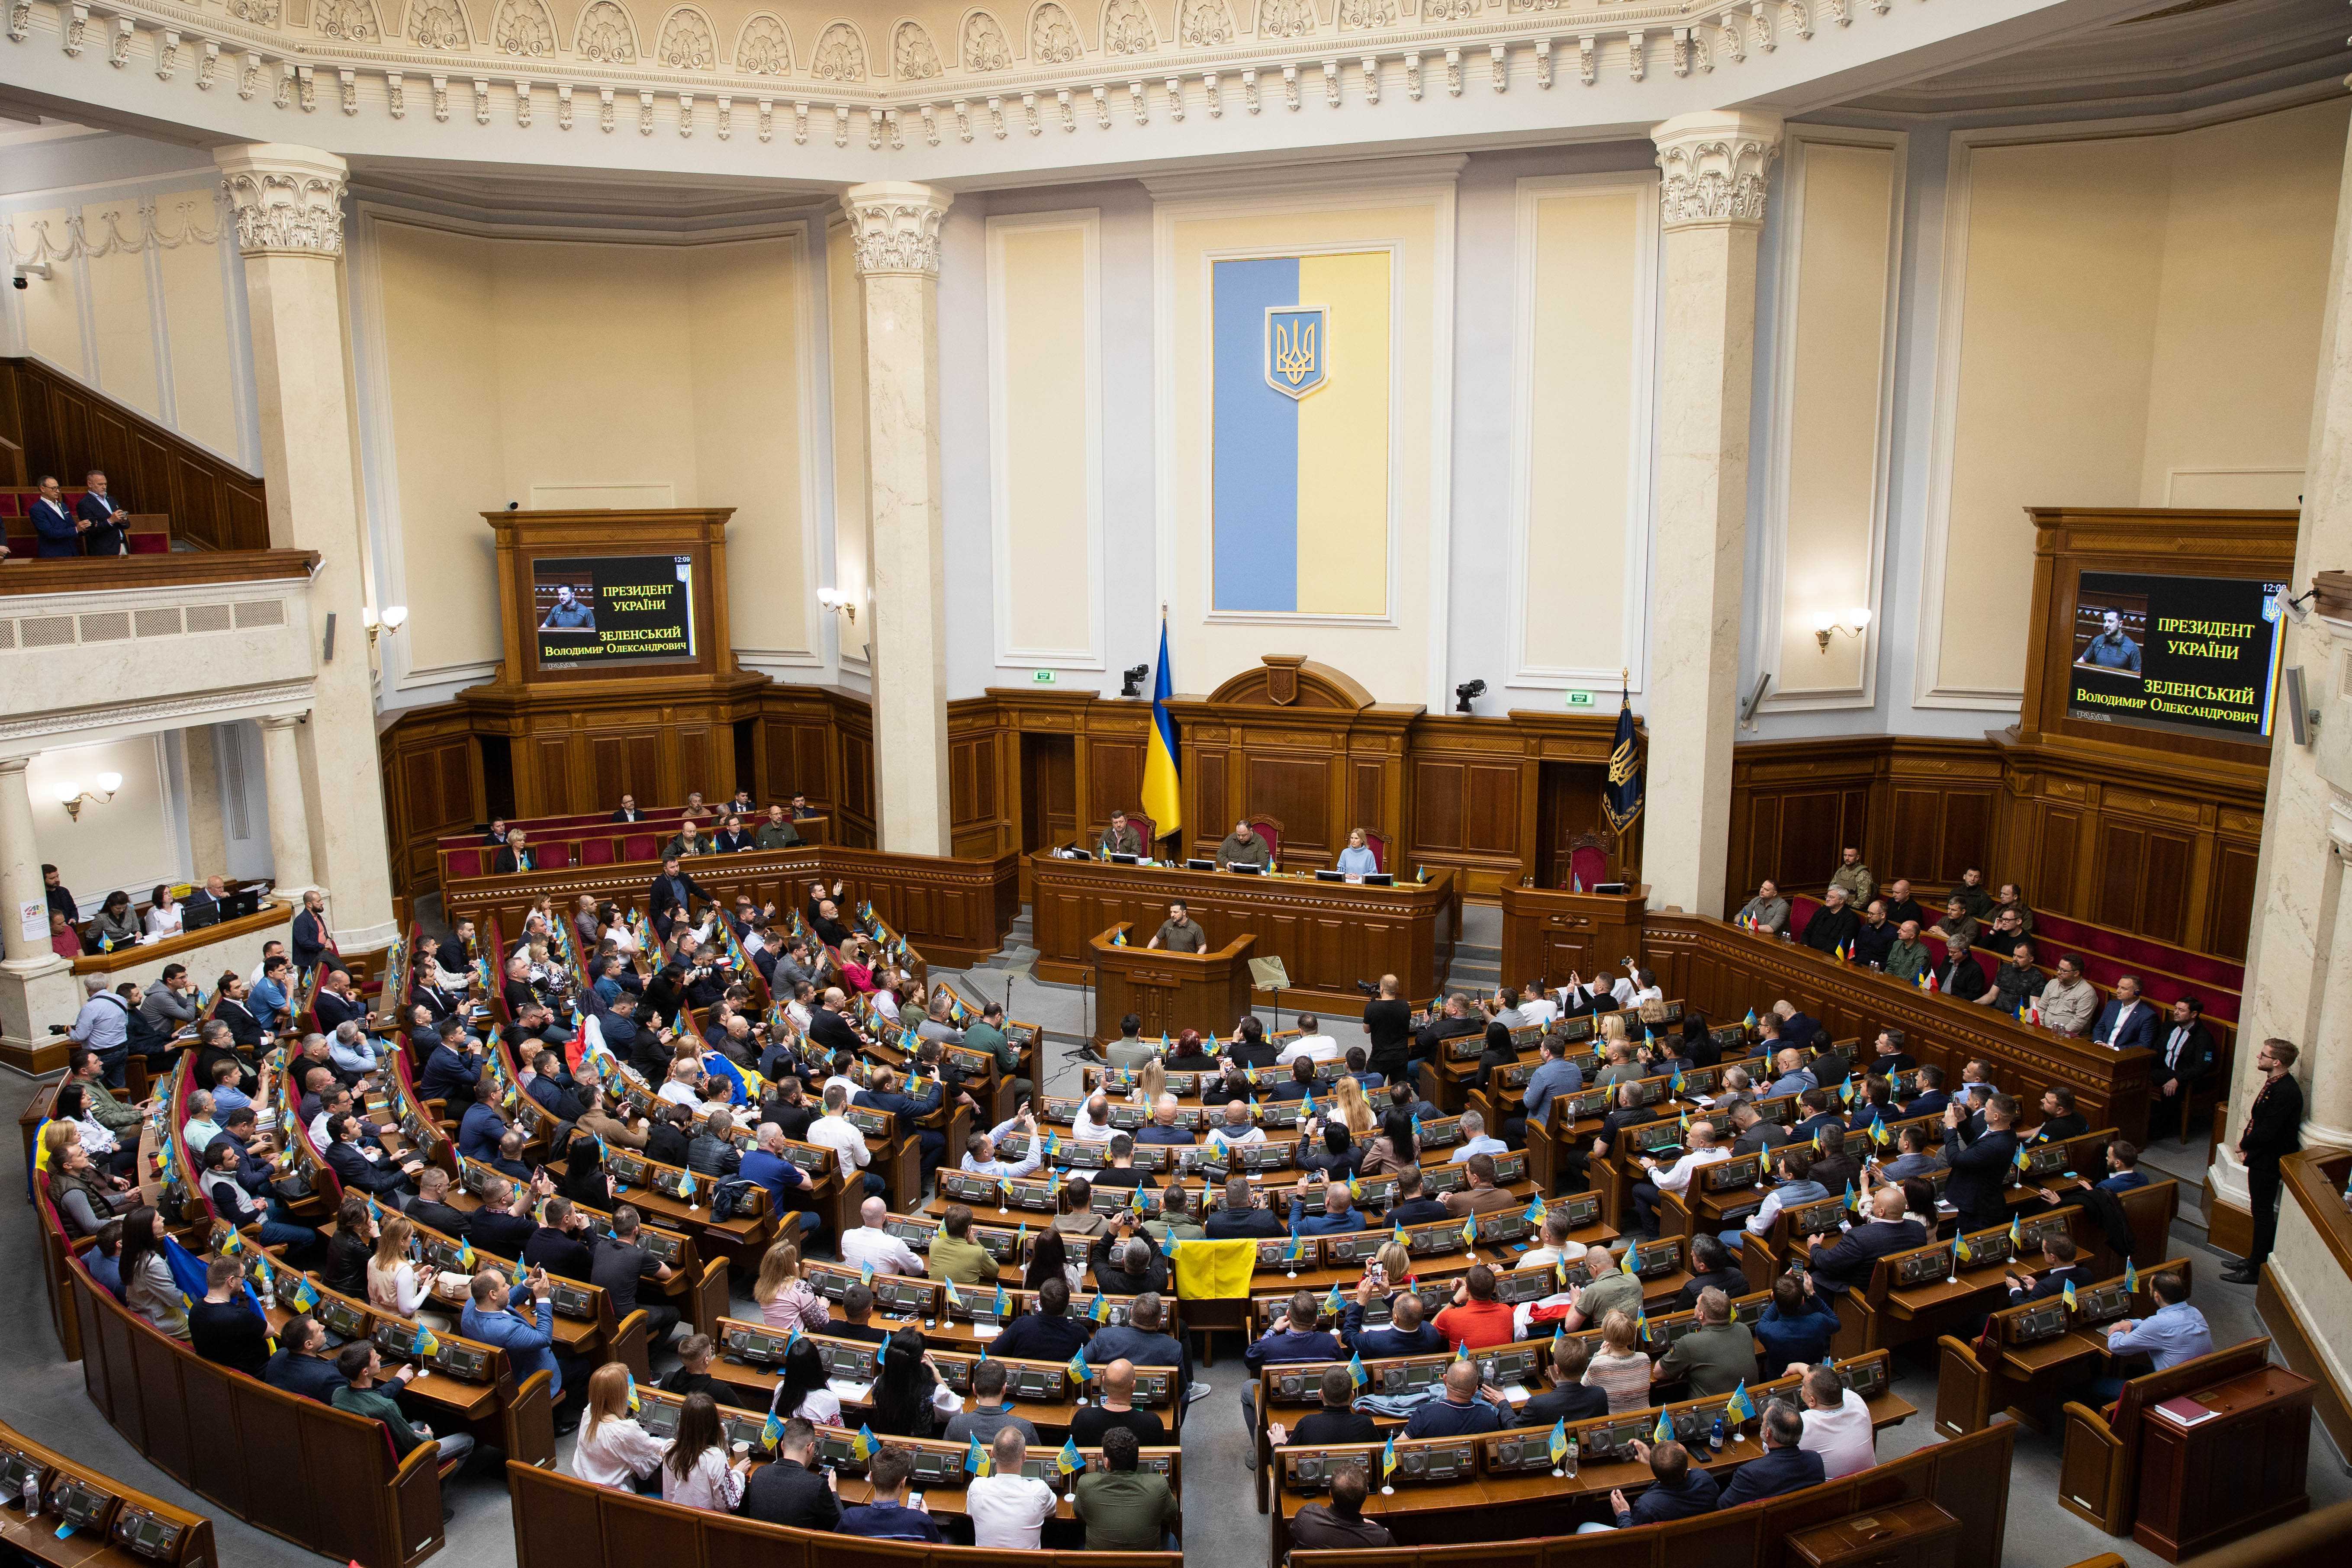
[660,1393,748,1512]
[144,884,183,939]
[752,1240,829,1334]
[575,1363,670,1493]
[602,910,640,956]
[772,1339,843,1427]
[365,1214,427,1318]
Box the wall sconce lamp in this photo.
[55,773,122,821]
[362,605,409,646]
[817,587,858,625]
[1812,608,1871,653]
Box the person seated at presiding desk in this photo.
[1098,809,1145,859]
[1733,880,1790,935]
[1216,818,1273,869]
[1851,901,1898,969]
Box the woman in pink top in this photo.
[752,1239,830,1333]
[839,939,877,995]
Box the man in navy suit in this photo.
[1898,1063,1952,1120]
[1803,1185,1925,1298]
[29,475,83,557]
[2090,976,2158,1054]
[75,470,130,555]
[648,855,714,940]
[1717,1404,1825,1507]
[1942,1091,2022,1236]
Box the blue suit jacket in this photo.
[2091,1000,2158,1055]
[1618,1465,1721,1526]
[418,1043,479,1104]
[31,496,80,556]
[462,1286,561,1395]
[458,1100,510,1162]
[1718,1444,1824,1507]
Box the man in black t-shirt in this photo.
[591,1205,679,1350]
[1362,974,1414,1081]
[1268,1366,1378,1447]
[1067,1359,1166,1447]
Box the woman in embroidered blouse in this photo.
[752,1240,829,1333]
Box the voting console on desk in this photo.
[1625,1238,1683,1279]
[722,1320,794,1365]
[814,1338,880,1383]
[1786,1198,1850,1236]
[2075,1281,2134,1326]
[1342,1282,1457,1329]
[1282,1439,1475,1492]
[579,1210,684,1265]
[2017,1142,2081,1181]
[2017,1210,2076,1253]
[639,1389,774,1453]
[937,1170,1005,1206]
[2010,1301,2071,1346]
[1704,1153,1763,1192]
[1492,1268,1558,1306]
[370,1317,494,1382]
[883,1215,936,1250]
[0,1445,188,1566]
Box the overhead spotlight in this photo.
[1120,663,1149,698]
[1454,679,1486,715]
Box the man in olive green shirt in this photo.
[662,824,712,861]
[1828,848,1874,909]
[1099,810,1144,859]
[1216,819,1271,870]
[965,1002,1032,1107]
[1879,920,1930,984]
[1072,1427,1178,1550]
[1656,1289,1757,1396]
[926,1203,999,1286]
[755,804,803,849]
[1564,1245,1644,1331]
[331,1343,474,1465]
[1147,900,1205,953]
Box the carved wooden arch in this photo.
[1204,654,1375,712]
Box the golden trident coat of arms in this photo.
[1263,305,1331,400]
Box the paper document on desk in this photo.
[970,1324,1001,1340]
[1501,1384,1531,1404]
[829,1379,875,1402]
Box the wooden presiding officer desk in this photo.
[1270,1351,1914,1556]
[1028,855,1461,1021]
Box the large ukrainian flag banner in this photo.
[1211,251,1391,616]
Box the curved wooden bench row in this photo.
[506,1457,1186,1568]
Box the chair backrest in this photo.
[1567,840,1609,892]
[1363,830,1388,871]
[1247,817,1284,861]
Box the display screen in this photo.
[2065,571,2284,742]
[531,555,696,667]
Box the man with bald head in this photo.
[838,1196,923,1277]
[1134,1093,1194,1146]
[1290,1180,1368,1235]
[807,986,861,1055]
[1207,1098,1264,1150]
[1804,1183,1925,1298]
[1565,1245,1643,1331]
[1629,1118,1728,1239]
[1070,1359,1165,1446]
[1403,1358,1509,1437]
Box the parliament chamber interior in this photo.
[6,0,2352,1562]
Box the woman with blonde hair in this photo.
[1333,1075,1376,1138]
[1371,1240,1413,1293]
[752,1239,830,1333]
[576,1361,670,1492]
[366,1213,426,1317]
[1583,1308,1654,1413]
[1129,1057,1167,1107]
[1598,1012,1630,1047]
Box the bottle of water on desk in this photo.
[1710,1413,1725,1453]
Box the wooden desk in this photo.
[1786,1498,1963,1568]
[1496,883,1651,994]
[0,1422,215,1568]
[2133,1365,2313,1561]
[1028,856,1460,1019]
[1088,924,1256,1043]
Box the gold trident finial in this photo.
[1274,318,1316,386]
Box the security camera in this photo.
[2272,585,2312,626]
[9,276,23,292]
[13,262,52,289]
[1120,663,1149,698]
[1454,679,1487,715]
[505,500,521,511]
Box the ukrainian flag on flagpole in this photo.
[1140,615,1182,849]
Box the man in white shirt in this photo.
[1071,1091,1116,1144]
[657,1058,719,1114]
[1629,1120,1729,1240]
[1447,1110,1509,1164]
[838,1197,924,1277]
[1275,1015,1341,1066]
[966,1428,1057,1548]
[1519,988,1560,1029]
[808,1082,885,1198]
[1795,1364,1874,1478]
[1206,1100,1264,1150]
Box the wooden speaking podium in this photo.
[1089,923,1255,1046]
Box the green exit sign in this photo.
[1032,669,1056,684]
[1566,689,1595,708]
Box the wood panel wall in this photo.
[0,357,269,552]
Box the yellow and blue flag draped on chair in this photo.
[1602,681,1644,836]
[1209,254,1393,618]
[1140,617,1182,844]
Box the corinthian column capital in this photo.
[213,143,350,259]
[841,181,954,278]
[1651,111,1785,232]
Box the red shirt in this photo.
[1433,1298,1516,1351]
[51,928,83,961]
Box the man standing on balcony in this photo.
[76,470,131,556]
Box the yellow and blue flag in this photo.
[1057,1434,1084,1475]
[1653,1408,1673,1444]
[2062,1278,2078,1311]
[1209,255,1392,619]
[764,1407,787,1449]
[966,1432,991,1478]
[1380,1433,1398,1481]
[625,1371,640,1413]
[2124,1258,2138,1293]
[851,1424,876,1462]
[1548,1419,1570,1466]
[1348,1352,1367,1390]
[1140,618,1182,842]
[2008,1216,2023,1249]
[1726,1381,1755,1422]
[1068,1346,1091,1385]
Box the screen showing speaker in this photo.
[2065,570,2284,743]
[531,555,697,667]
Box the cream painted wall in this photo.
[825,214,875,668]
[1926,101,2345,706]
[365,213,817,689]
[6,206,88,379]
[1158,181,1451,712]
[1768,135,1901,708]
[987,211,1101,668]
[25,737,181,914]
[1513,175,1651,689]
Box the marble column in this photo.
[0,755,77,1072]
[258,713,318,896]
[2209,108,2352,1223]
[1641,112,1783,918]
[215,144,397,949]
[840,181,955,857]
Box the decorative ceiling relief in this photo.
[893,19,942,76]
[733,12,792,71]
[311,0,381,42]
[405,0,470,48]
[575,0,639,61]
[811,19,866,77]
[1030,0,1080,61]
[1177,0,1232,45]
[1337,0,1395,26]
[960,10,1010,68]
[1102,0,1155,52]
[655,5,714,66]
[489,0,554,55]
[1256,0,1313,38]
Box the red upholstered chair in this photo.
[1364,831,1388,871]
[1247,817,1284,863]
[1566,832,1611,892]
[623,833,660,861]
[536,841,571,870]
[578,837,615,866]
[446,848,482,878]
[1128,811,1156,846]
